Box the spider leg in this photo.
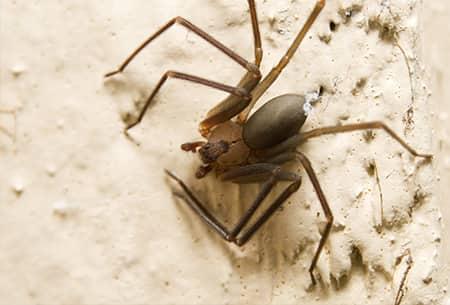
[220,164,300,241]
[248,0,263,66]
[105,9,266,134]
[295,151,332,286]
[197,0,264,133]
[299,121,432,158]
[234,176,302,246]
[230,152,329,285]
[165,165,280,241]
[105,16,258,78]
[254,121,432,160]
[165,164,300,244]
[125,71,251,131]
[239,0,326,122]
[165,169,230,239]
[253,121,428,285]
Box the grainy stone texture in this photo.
[424,2,450,304]
[0,0,447,304]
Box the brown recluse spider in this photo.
[105,0,432,285]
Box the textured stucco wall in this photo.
[424,1,450,304]
[0,0,447,304]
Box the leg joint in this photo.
[236,87,251,99]
[173,16,188,25]
[317,0,326,9]
[165,70,176,78]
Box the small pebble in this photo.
[46,164,57,177]
[389,236,396,244]
[10,63,27,77]
[57,119,64,129]
[53,200,77,216]
[11,179,24,196]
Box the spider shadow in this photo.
[103,72,161,127]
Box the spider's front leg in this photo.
[239,0,326,122]
[122,70,253,132]
[104,16,258,78]
[104,7,264,134]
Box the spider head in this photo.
[198,140,230,164]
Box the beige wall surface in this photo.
[424,3,450,302]
[0,0,448,304]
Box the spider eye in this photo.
[198,141,230,164]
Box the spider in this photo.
[105,0,431,284]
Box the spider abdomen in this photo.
[242,94,307,149]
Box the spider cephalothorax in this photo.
[105,0,431,285]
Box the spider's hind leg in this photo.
[165,164,301,245]
[166,169,231,240]
[124,71,252,132]
[253,149,333,285]
[299,121,432,158]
